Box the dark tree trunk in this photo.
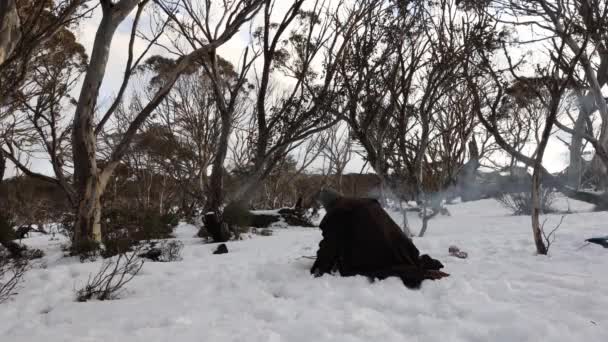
[531,171,548,255]
[207,112,231,214]
[0,153,5,185]
[203,212,230,242]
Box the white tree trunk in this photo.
[72,2,138,243]
[398,201,412,237]
[73,179,103,243]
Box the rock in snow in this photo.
[213,243,229,254]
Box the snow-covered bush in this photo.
[160,240,183,262]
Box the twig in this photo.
[541,214,565,252]
[0,257,29,303]
[576,242,591,250]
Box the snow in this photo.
[251,209,282,215]
[2,198,608,342]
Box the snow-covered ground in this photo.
[1,198,607,342]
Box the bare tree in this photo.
[225,0,364,205]
[488,0,608,188]
[465,3,588,253]
[319,123,352,193]
[200,50,256,215]
[0,0,20,66]
[153,68,222,212]
[65,0,263,244]
[528,49,583,254]
[1,0,263,245]
[1,25,87,206]
[463,2,608,209]
[1,1,90,191]
[0,0,91,104]
[335,0,484,235]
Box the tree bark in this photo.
[531,93,558,255]
[398,200,413,237]
[203,212,230,242]
[531,171,548,254]
[458,138,481,201]
[204,46,241,215]
[73,180,103,243]
[567,96,588,188]
[207,112,231,213]
[0,0,20,66]
[0,153,5,185]
[71,2,138,243]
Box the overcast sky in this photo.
[6,1,583,178]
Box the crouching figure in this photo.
[311,189,449,289]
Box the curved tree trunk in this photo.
[0,153,6,185]
[531,171,548,255]
[72,22,117,242]
[0,0,20,66]
[71,4,128,243]
[207,112,232,214]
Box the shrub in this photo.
[496,188,556,215]
[222,202,253,228]
[0,212,16,242]
[101,237,136,259]
[0,248,29,303]
[200,212,231,242]
[259,228,273,236]
[75,248,144,302]
[139,240,184,262]
[70,239,101,262]
[138,211,174,240]
[22,248,44,260]
[161,212,179,228]
[102,207,175,244]
[160,240,183,262]
[57,213,75,240]
[196,224,210,239]
[0,214,44,259]
[1,241,26,258]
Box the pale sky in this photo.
[5,1,592,178]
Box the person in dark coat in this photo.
[311,189,449,288]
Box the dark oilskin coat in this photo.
[311,197,445,288]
